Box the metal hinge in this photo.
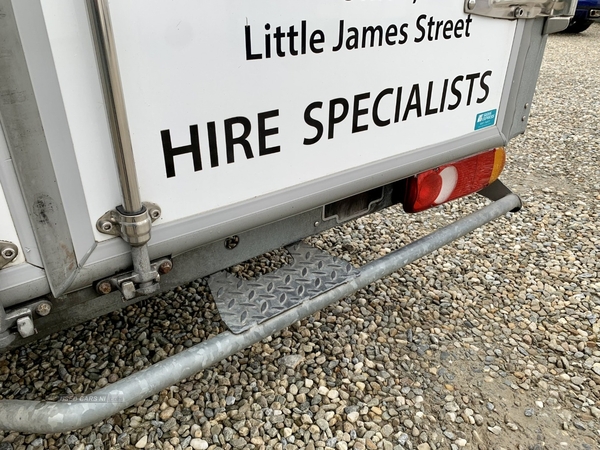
[465,0,577,19]
[0,241,18,270]
[96,202,163,299]
[95,257,172,301]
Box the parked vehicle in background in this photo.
[563,0,600,32]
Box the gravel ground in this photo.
[1,22,600,450]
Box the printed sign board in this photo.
[101,1,516,222]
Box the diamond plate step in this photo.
[208,242,360,334]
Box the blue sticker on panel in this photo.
[474,109,497,130]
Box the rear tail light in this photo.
[403,147,506,213]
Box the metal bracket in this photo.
[478,179,522,213]
[96,202,161,246]
[0,299,52,349]
[543,16,571,34]
[465,0,576,19]
[0,241,18,270]
[95,257,172,301]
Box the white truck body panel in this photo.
[40,0,516,229]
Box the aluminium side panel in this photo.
[0,87,50,307]
[0,0,99,298]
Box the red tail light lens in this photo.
[403,147,506,213]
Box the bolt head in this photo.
[97,281,113,295]
[101,221,113,232]
[150,209,161,219]
[1,248,15,259]
[467,0,476,10]
[158,261,173,275]
[36,303,52,317]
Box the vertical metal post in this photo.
[87,0,160,298]
[88,0,141,214]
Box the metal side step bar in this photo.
[0,193,521,434]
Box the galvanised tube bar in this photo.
[0,194,521,433]
[87,0,142,214]
[87,0,156,290]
